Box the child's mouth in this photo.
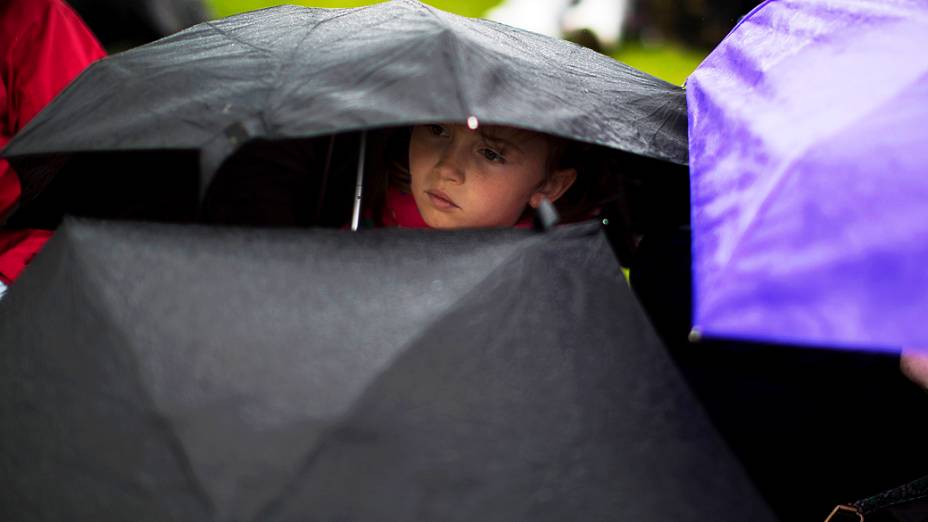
[425,189,459,210]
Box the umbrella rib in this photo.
[251,233,560,521]
[200,19,277,142]
[61,228,219,515]
[203,20,274,54]
[279,5,381,81]
[709,155,801,278]
[268,5,382,124]
[413,2,473,118]
[715,70,924,276]
[341,34,426,93]
[643,98,686,153]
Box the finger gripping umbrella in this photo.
[3,0,688,219]
[0,220,775,521]
[687,0,928,351]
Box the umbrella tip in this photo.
[467,115,479,130]
[688,327,702,343]
[533,197,560,232]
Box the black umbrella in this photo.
[0,218,776,521]
[1,0,687,231]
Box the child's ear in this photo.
[530,168,577,208]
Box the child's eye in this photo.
[427,124,449,137]
[480,148,505,163]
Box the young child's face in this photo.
[408,123,575,229]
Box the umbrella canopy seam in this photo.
[14,224,219,515]
[251,224,609,520]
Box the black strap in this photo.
[826,475,928,521]
[853,475,928,516]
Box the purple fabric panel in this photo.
[687,0,928,351]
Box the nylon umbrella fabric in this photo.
[0,219,776,521]
[2,0,687,220]
[687,0,928,352]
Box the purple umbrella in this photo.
[687,0,928,352]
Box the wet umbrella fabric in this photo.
[2,0,687,223]
[0,219,776,521]
[687,0,928,351]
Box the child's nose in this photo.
[436,148,466,184]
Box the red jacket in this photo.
[0,0,105,284]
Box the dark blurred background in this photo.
[68,0,212,51]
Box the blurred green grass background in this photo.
[615,43,705,86]
[208,0,501,19]
[204,0,705,85]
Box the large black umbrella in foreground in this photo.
[0,219,775,521]
[1,0,687,230]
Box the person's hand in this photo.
[900,349,928,391]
